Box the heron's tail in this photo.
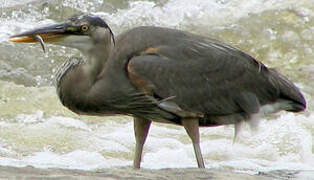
[269,68,306,112]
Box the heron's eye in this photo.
[80,25,89,32]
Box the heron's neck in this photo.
[82,42,112,81]
[82,28,114,80]
[56,42,113,113]
[58,34,113,94]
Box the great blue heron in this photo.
[10,14,306,169]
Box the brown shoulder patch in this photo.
[140,47,159,55]
[127,60,154,96]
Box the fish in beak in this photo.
[10,23,71,53]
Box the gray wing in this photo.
[127,38,300,118]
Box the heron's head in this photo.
[10,14,115,53]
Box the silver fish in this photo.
[34,34,46,53]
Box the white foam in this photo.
[0,0,37,8]
[23,150,106,169]
[0,150,128,170]
[0,146,15,156]
[0,113,312,172]
[16,110,44,124]
[46,116,91,131]
[143,147,195,169]
[95,0,312,34]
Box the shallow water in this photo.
[0,0,313,178]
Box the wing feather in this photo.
[127,38,278,116]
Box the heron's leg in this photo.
[133,117,151,169]
[182,119,205,168]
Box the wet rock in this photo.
[0,165,272,180]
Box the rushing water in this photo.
[0,0,313,178]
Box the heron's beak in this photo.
[10,23,70,52]
[10,23,70,43]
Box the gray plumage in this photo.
[11,14,306,169]
[56,25,305,124]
